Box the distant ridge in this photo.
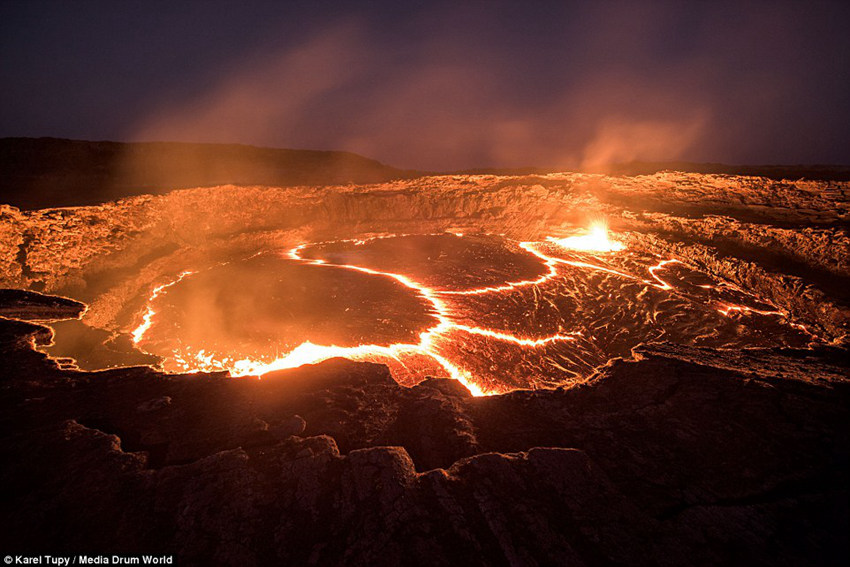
[588,161,850,181]
[0,137,420,210]
[458,161,850,181]
[3,138,848,210]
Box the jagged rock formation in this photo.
[1,170,848,564]
[0,297,847,566]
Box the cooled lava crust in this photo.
[1,172,848,566]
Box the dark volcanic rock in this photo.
[0,288,85,320]
[1,168,849,564]
[1,311,847,566]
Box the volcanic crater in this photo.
[6,174,839,393]
[1,170,849,565]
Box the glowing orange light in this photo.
[716,303,783,317]
[131,271,195,343]
[128,229,803,397]
[548,221,625,253]
[128,233,674,395]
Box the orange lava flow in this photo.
[129,222,798,395]
[716,303,784,317]
[130,271,195,344]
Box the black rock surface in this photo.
[0,297,847,566]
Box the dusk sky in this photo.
[2,0,849,170]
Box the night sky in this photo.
[2,0,849,170]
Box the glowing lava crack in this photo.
[130,236,585,396]
[129,224,811,396]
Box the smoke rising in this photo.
[4,1,848,170]
[130,18,713,171]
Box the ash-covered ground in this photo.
[1,171,848,565]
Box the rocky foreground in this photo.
[1,294,848,566]
[1,171,849,565]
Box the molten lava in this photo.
[130,270,195,343]
[127,222,811,396]
[547,221,625,253]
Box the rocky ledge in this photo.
[0,288,85,320]
[1,295,847,566]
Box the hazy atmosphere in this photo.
[2,2,849,564]
[2,0,850,170]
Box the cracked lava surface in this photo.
[8,172,843,397]
[2,168,847,566]
[122,227,812,396]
